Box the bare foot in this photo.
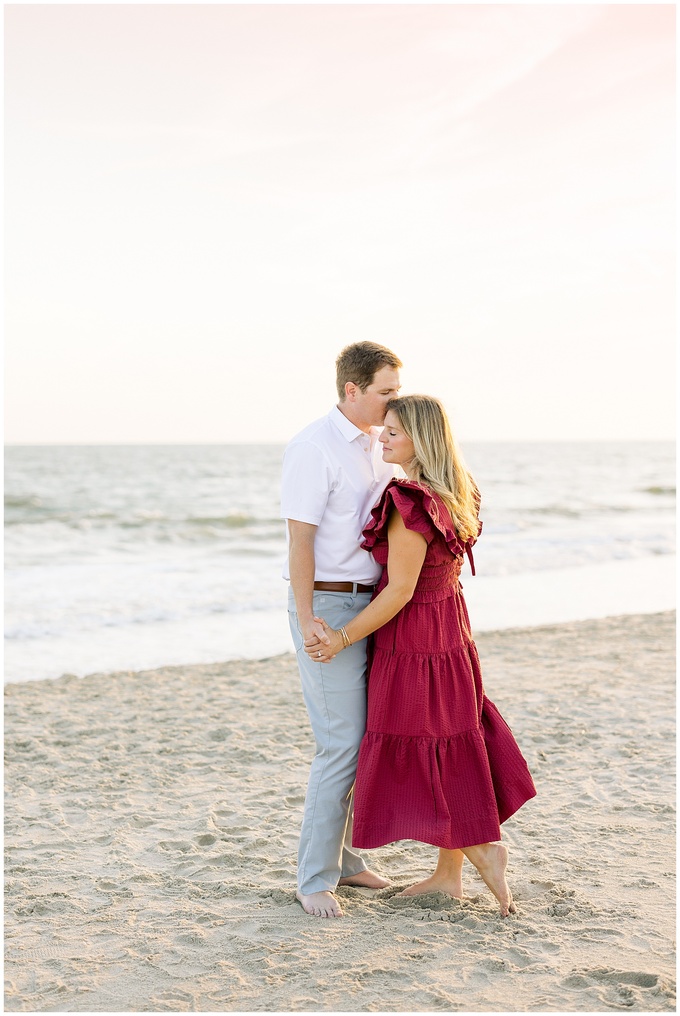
[338,870,390,889]
[396,873,463,899]
[295,890,343,918]
[465,842,516,917]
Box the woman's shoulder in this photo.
[362,478,468,553]
[382,476,427,499]
[362,479,428,547]
[377,477,433,516]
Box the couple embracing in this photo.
[281,342,536,919]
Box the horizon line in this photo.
[5,438,676,448]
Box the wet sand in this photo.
[4,611,675,1012]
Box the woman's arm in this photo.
[303,509,427,661]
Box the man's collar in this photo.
[329,405,366,442]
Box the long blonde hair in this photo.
[386,395,479,542]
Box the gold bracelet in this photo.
[339,626,352,648]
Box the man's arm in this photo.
[287,519,331,646]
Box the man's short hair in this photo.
[335,342,402,400]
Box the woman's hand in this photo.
[303,617,344,663]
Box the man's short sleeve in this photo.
[280,440,333,526]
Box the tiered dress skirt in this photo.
[352,480,536,851]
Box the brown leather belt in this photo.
[313,581,375,593]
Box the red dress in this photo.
[352,479,536,851]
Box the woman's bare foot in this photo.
[397,872,464,899]
[463,842,516,917]
[337,870,390,889]
[397,847,464,899]
[295,890,343,918]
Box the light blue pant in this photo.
[288,586,373,895]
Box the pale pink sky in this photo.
[5,4,675,442]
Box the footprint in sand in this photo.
[547,902,573,917]
[207,728,231,741]
[157,840,195,854]
[149,989,196,1008]
[175,930,208,947]
[563,966,674,1008]
[516,878,556,899]
[587,969,659,988]
[505,946,535,969]
[258,888,298,907]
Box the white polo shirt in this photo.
[280,406,395,583]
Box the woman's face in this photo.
[379,409,415,470]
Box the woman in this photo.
[303,395,536,917]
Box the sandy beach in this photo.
[4,611,675,1013]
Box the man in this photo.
[281,341,402,918]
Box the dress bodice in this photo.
[362,479,479,600]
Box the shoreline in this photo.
[5,570,676,685]
[5,611,676,1012]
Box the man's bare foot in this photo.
[465,842,516,917]
[337,870,390,889]
[396,873,464,899]
[295,890,343,918]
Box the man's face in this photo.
[354,366,401,427]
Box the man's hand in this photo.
[301,615,331,647]
[303,617,344,663]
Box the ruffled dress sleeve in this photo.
[362,479,476,562]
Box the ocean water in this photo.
[4,442,675,684]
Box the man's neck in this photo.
[336,401,372,435]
